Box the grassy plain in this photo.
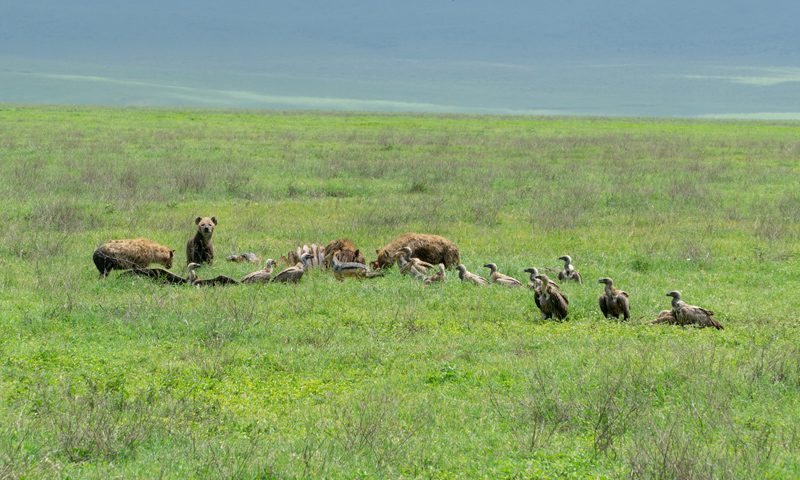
[0,105,799,478]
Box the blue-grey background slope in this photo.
[1,0,799,117]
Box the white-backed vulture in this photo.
[523,267,560,290]
[483,263,523,287]
[534,274,569,320]
[524,267,541,290]
[423,263,446,285]
[456,264,489,286]
[240,258,277,284]
[272,253,314,284]
[397,246,435,279]
[557,255,582,284]
[598,277,630,320]
[523,267,544,311]
[651,309,678,325]
[665,291,723,330]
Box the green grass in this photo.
[1,105,799,478]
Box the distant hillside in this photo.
[3,1,798,64]
[1,0,798,116]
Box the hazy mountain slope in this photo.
[1,0,798,116]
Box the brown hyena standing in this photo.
[371,233,460,270]
[186,216,216,265]
[93,238,174,277]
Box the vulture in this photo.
[120,267,188,285]
[271,253,314,284]
[186,263,240,286]
[524,267,541,290]
[557,255,582,284]
[651,309,678,325]
[423,264,447,285]
[534,274,569,320]
[665,291,724,330]
[483,263,523,287]
[597,277,630,320]
[332,254,384,281]
[523,267,560,291]
[399,247,434,275]
[456,264,488,286]
[523,268,544,311]
[524,267,560,312]
[397,246,435,277]
[240,258,277,284]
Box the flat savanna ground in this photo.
[0,105,798,478]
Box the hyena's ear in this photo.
[375,249,380,254]
[354,249,360,257]
[169,250,175,258]
[211,216,217,225]
[195,217,202,225]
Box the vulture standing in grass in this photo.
[186,263,240,286]
[597,277,630,320]
[456,264,488,286]
[523,267,541,290]
[397,246,435,277]
[271,253,314,284]
[524,267,560,311]
[240,259,277,284]
[534,273,569,320]
[665,290,724,330]
[523,267,544,310]
[394,246,434,281]
[120,267,188,284]
[423,264,446,285]
[557,255,582,284]
[483,263,523,287]
[332,254,384,281]
[523,267,560,290]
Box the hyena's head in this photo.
[195,216,217,237]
